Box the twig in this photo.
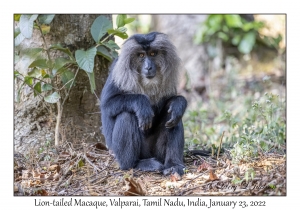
[54,155,82,190]
[89,157,115,183]
[175,170,208,196]
[83,153,102,173]
[61,67,80,108]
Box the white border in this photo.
[4,1,297,209]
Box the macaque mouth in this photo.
[145,75,155,79]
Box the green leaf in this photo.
[107,29,128,39]
[61,70,75,89]
[20,48,43,59]
[118,27,127,33]
[42,83,53,91]
[75,47,97,73]
[30,15,39,22]
[14,14,21,21]
[116,14,127,28]
[34,82,42,97]
[28,68,42,77]
[41,69,48,78]
[96,46,112,62]
[224,15,242,28]
[124,17,135,25]
[217,32,229,41]
[78,159,85,168]
[19,15,38,38]
[49,44,74,59]
[14,27,25,46]
[15,32,25,46]
[86,71,96,93]
[115,32,128,39]
[14,70,20,78]
[40,25,50,34]
[24,76,33,86]
[52,57,74,75]
[91,16,113,43]
[56,67,67,75]
[111,50,118,59]
[232,35,241,46]
[238,31,256,54]
[38,14,55,24]
[44,92,60,103]
[29,59,49,69]
[14,27,21,38]
[103,40,120,50]
[207,15,223,28]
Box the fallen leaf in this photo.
[34,189,48,196]
[59,151,71,158]
[53,172,60,181]
[92,143,108,151]
[124,177,145,196]
[197,161,212,172]
[48,164,59,171]
[32,169,40,179]
[186,173,198,180]
[170,172,181,182]
[209,170,219,181]
[86,152,97,161]
[22,170,31,179]
[40,174,45,183]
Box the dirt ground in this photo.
[14,141,286,196]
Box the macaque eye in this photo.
[150,52,157,56]
[139,53,145,58]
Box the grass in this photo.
[183,57,286,162]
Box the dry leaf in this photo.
[86,152,97,161]
[209,169,219,181]
[186,173,197,180]
[48,164,58,171]
[34,189,48,196]
[59,151,71,158]
[32,170,40,179]
[124,177,145,196]
[197,161,212,172]
[53,172,60,181]
[22,170,31,179]
[39,174,45,183]
[92,143,108,151]
[170,172,181,182]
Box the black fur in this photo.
[100,32,187,176]
[131,32,160,51]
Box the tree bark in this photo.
[14,14,111,154]
[151,15,209,98]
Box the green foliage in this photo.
[195,15,282,54]
[38,14,55,25]
[61,70,75,89]
[91,16,113,43]
[75,47,97,73]
[183,59,285,162]
[49,44,74,59]
[15,14,135,103]
[44,92,60,103]
[19,14,38,38]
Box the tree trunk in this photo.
[14,14,111,154]
[151,15,209,98]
